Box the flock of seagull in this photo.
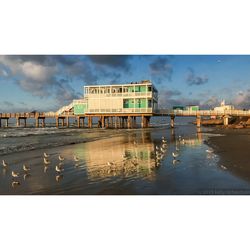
[1,134,227,189]
[2,152,80,187]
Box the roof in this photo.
[84,81,156,89]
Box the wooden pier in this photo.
[0,109,249,129]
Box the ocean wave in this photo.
[0,127,80,138]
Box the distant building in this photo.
[172,106,185,111]
[214,100,234,112]
[72,80,158,115]
[185,105,199,112]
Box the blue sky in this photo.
[0,55,249,112]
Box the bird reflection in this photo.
[44,166,49,173]
[2,168,7,176]
[56,174,63,182]
[12,181,20,188]
[172,159,180,166]
[23,173,31,181]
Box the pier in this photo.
[0,109,249,129]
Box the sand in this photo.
[207,128,250,181]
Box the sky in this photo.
[0,55,249,112]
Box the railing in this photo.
[85,92,153,98]
[155,109,250,116]
[86,108,153,114]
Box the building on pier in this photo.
[70,80,158,115]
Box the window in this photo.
[148,86,152,92]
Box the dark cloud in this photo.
[54,79,81,105]
[0,56,94,107]
[3,101,14,107]
[163,89,182,98]
[186,67,208,86]
[149,56,173,83]
[87,55,131,71]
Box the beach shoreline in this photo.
[207,128,250,181]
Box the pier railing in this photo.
[155,109,250,116]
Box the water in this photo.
[1,117,250,194]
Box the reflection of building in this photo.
[73,80,158,115]
[214,100,234,112]
[83,135,156,180]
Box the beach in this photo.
[1,118,250,195]
[207,128,250,182]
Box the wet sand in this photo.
[207,128,250,181]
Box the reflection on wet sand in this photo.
[84,133,158,180]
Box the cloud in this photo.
[163,89,182,98]
[233,89,250,109]
[149,56,173,83]
[3,101,14,107]
[87,55,131,71]
[0,56,83,105]
[186,67,208,86]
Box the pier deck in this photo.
[0,109,249,129]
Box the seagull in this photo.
[220,165,227,170]
[73,155,79,162]
[12,171,20,178]
[162,137,167,144]
[23,164,31,172]
[44,152,49,158]
[156,146,160,151]
[58,155,64,161]
[55,165,64,173]
[172,152,179,158]
[160,147,166,153]
[107,161,114,167]
[206,149,213,154]
[2,160,8,168]
[44,158,50,165]
[131,160,138,166]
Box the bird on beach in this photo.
[23,164,31,172]
[44,152,49,158]
[58,155,64,161]
[107,161,114,167]
[162,137,167,144]
[160,147,166,153]
[2,160,8,168]
[11,171,20,178]
[44,158,50,165]
[172,152,179,158]
[206,149,213,154]
[73,155,79,162]
[220,165,227,170]
[55,165,64,174]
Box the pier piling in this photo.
[196,116,201,128]
[170,115,175,128]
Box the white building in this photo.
[214,100,234,112]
